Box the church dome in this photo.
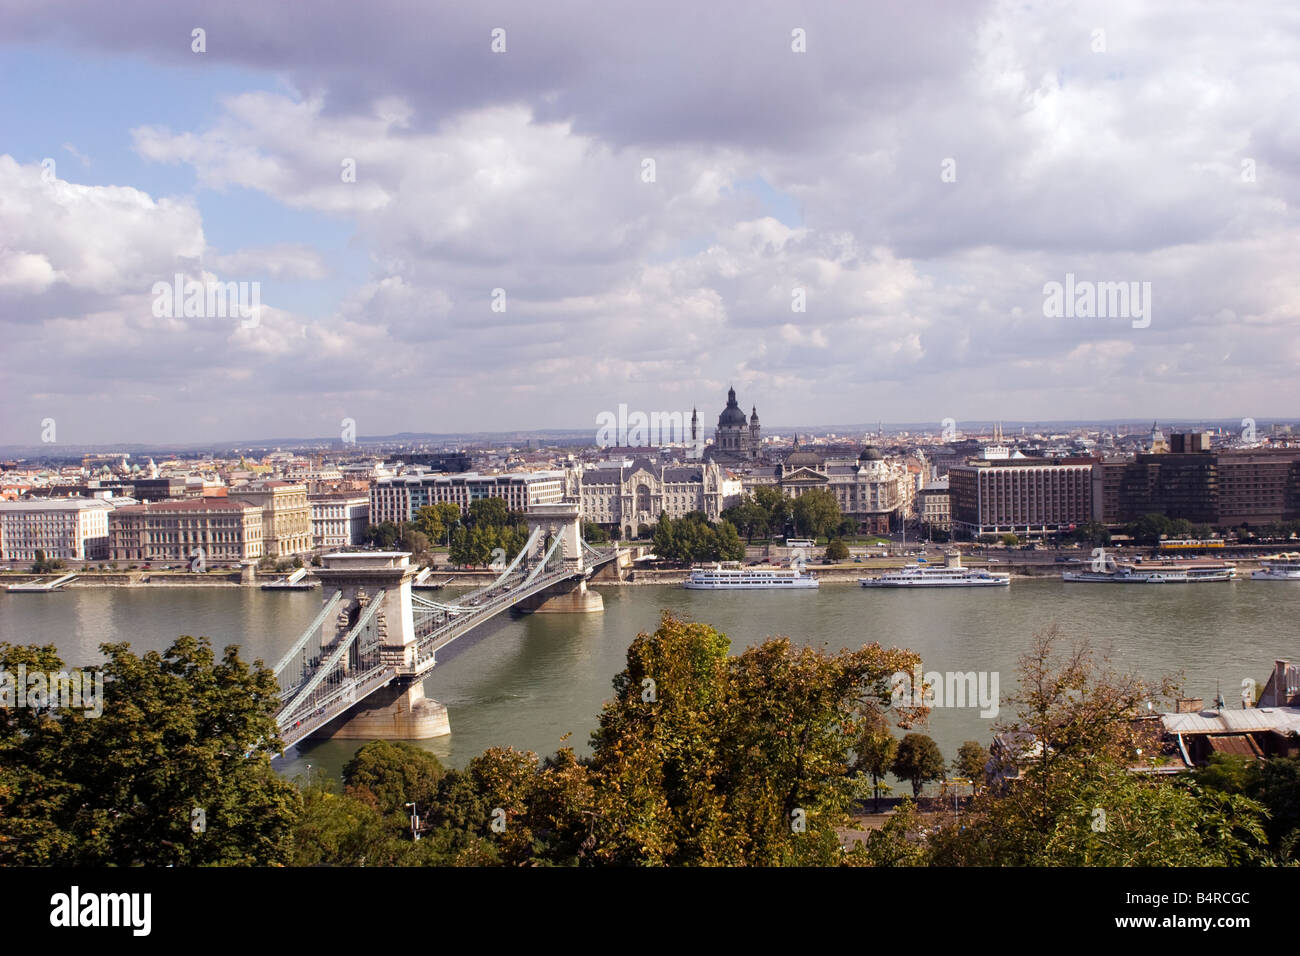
[858,445,884,461]
[718,387,747,427]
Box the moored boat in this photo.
[684,564,820,589]
[859,553,1009,588]
[1063,562,1235,583]
[1252,553,1300,580]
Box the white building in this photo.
[309,493,370,549]
[369,470,565,525]
[0,498,113,562]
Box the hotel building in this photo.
[949,457,1098,538]
[369,471,566,525]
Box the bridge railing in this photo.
[276,589,385,728]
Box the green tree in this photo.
[364,521,400,549]
[927,626,1268,866]
[586,612,921,866]
[722,497,771,542]
[413,505,447,543]
[792,488,841,540]
[825,539,850,561]
[851,706,898,812]
[342,740,446,817]
[753,485,792,536]
[0,637,299,866]
[953,741,988,792]
[860,797,929,866]
[1001,533,1020,547]
[582,522,609,544]
[467,497,510,530]
[892,733,946,798]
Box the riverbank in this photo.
[2,558,1272,589]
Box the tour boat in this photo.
[1063,562,1235,583]
[858,554,1009,588]
[684,564,820,589]
[1252,553,1300,581]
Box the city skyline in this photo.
[3,1,1299,446]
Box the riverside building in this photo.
[576,459,739,538]
[0,498,113,562]
[369,470,566,525]
[108,498,265,563]
[949,457,1097,539]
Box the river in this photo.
[1,579,1296,783]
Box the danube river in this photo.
[2,580,1296,781]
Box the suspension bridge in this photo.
[271,503,624,750]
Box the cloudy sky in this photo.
[1,0,1297,446]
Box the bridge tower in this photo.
[518,502,603,613]
[308,552,450,740]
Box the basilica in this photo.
[706,386,762,463]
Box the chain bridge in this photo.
[272,503,624,750]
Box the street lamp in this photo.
[405,802,420,841]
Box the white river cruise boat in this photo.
[859,554,1010,588]
[1063,562,1236,583]
[1252,553,1300,580]
[684,564,820,590]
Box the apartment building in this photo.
[916,478,952,531]
[0,498,113,561]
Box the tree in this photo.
[926,626,1268,866]
[413,505,447,543]
[892,733,946,798]
[1126,513,1172,546]
[851,706,898,812]
[1001,533,1020,547]
[364,521,400,549]
[586,612,922,866]
[825,539,850,561]
[399,528,430,557]
[582,522,609,544]
[343,740,445,817]
[753,485,792,536]
[792,488,840,540]
[722,498,770,542]
[0,636,299,865]
[467,497,510,530]
[953,741,988,792]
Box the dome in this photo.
[750,406,759,423]
[785,449,824,469]
[858,445,884,461]
[717,387,747,427]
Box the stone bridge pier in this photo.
[308,552,450,740]
[516,502,603,613]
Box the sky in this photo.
[1,0,1298,447]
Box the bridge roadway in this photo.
[276,550,617,749]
